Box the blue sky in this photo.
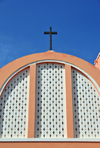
[0,0,100,68]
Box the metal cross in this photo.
[44,27,57,50]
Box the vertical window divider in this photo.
[65,65,74,138]
[28,64,36,138]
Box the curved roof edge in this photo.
[0,50,100,88]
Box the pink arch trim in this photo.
[0,51,100,89]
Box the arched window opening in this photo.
[0,68,29,138]
[72,68,100,138]
[35,63,66,138]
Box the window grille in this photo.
[0,68,29,138]
[72,68,100,138]
[35,63,66,138]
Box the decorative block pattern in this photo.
[72,68,100,138]
[0,68,29,138]
[35,63,66,138]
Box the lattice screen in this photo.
[35,63,66,138]
[0,68,29,138]
[72,68,100,138]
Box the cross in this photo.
[44,27,57,50]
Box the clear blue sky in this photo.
[0,0,100,68]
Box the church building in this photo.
[0,50,100,148]
[0,27,100,148]
[95,53,100,70]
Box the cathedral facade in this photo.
[0,50,100,148]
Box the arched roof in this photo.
[0,50,100,90]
